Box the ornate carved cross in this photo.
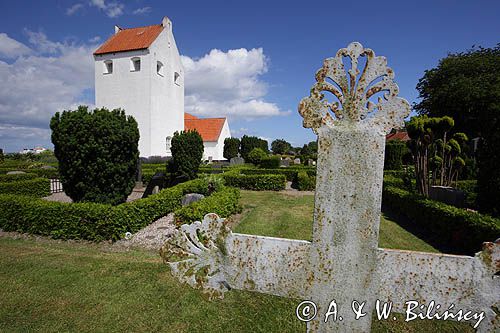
[160,42,499,332]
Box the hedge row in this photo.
[240,168,316,181]
[0,173,38,182]
[0,178,217,241]
[174,187,241,225]
[222,172,286,191]
[0,178,50,197]
[382,185,500,255]
[455,180,477,209]
[292,171,315,191]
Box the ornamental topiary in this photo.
[50,106,139,205]
[169,130,204,182]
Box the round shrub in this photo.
[169,130,204,182]
[247,148,267,165]
[223,137,240,160]
[50,106,139,205]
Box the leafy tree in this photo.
[247,148,267,165]
[477,118,500,217]
[406,115,468,196]
[240,135,268,159]
[271,139,291,155]
[223,137,240,160]
[50,106,139,205]
[414,45,500,140]
[169,130,204,181]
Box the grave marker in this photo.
[161,42,499,332]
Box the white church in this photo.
[93,17,231,160]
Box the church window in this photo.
[104,60,113,74]
[131,57,141,71]
[174,71,181,85]
[157,61,164,76]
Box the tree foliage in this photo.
[271,139,291,155]
[414,45,500,139]
[50,106,139,205]
[247,148,267,165]
[477,118,500,217]
[169,130,204,182]
[240,135,268,159]
[384,140,409,170]
[406,115,468,196]
[223,137,240,160]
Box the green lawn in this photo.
[0,190,475,332]
[234,191,438,253]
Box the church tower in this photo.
[93,17,184,157]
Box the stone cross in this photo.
[160,42,499,332]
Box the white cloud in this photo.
[181,48,289,120]
[0,31,98,151]
[66,3,84,16]
[0,33,32,59]
[89,0,124,18]
[89,36,101,43]
[133,7,151,15]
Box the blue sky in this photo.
[0,0,499,152]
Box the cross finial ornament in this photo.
[161,42,499,332]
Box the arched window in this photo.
[174,71,180,85]
[103,60,113,74]
[131,57,141,71]
[157,61,164,76]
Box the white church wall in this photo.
[94,49,152,155]
[94,17,184,158]
[148,18,184,157]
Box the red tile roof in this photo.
[386,131,410,142]
[94,24,163,55]
[184,113,226,142]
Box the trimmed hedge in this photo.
[174,187,241,225]
[0,178,217,241]
[260,156,281,169]
[455,180,477,209]
[292,171,315,191]
[382,185,500,255]
[223,172,286,191]
[0,178,50,197]
[0,173,38,182]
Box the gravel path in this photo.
[113,213,176,251]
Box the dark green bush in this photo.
[0,178,216,241]
[240,135,268,159]
[223,137,240,160]
[50,106,139,205]
[247,148,267,165]
[384,140,408,170]
[169,130,204,181]
[455,180,478,209]
[174,187,241,225]
[26,168,59,179]
[239,168,315,181]
[260,156,281,169]
[292,171,315,191]
[382,185,500,255]
[223,171,285,191]
[0,178,50,197]
[0,173,38,182]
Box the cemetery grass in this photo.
[0,191,473,333]
[234,191,439,253]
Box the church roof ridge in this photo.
[93,24,163,55]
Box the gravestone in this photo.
[230,156,244,166]
[6,171,26,175]
[280,158,290,167]
[160,42,499,332]
[181,193,205,206]
[142,172,166,199]
[293,158,301,165]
